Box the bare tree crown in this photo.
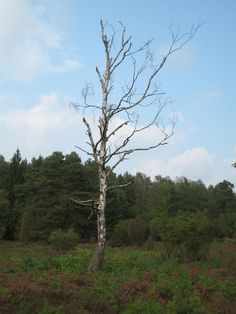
[72,20,199,271]
[74,20,200,182]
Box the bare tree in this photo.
[74,20,199,271]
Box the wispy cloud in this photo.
[1,95,235,188]
[140,147,213,180]
[0,0,80,81]
[193,90,220,108]
[0,93,85,159]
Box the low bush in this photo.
[122,299,163,313]
[160,212,212,260]
[48,228,79,251]
[110,220,129,247]
[149,217,163,241]
[110,218,146,247]
[127,218,146,246]
[0,241,236,313]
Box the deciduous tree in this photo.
[74,20,199,271]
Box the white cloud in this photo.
[165,147,213,178]
[1,97,235,189]
[0,93,86,159]
[105,116,174,161]
[0,95,176,163]
[132,147,214,183]
[49,58,81,73]
[126,147,236,187]
[0,0,80,80]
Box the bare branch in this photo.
[83,118,98,161]
[114,136,168,156]
[107,181,132,191]
[105,125,136,165]
[74,19,200,271]
[71,198,95,206]
[106,120,129,140]
[105,115,175,170]
[96,66,104,90]
[110,24,200,118]
[107,154,128,176]
[72,102,101,112]
[71,198,99,220]
[75,145,93,157]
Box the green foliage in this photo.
[52,250,91,275]
[168,177,209,214]
[110,220,129,247]
[0,201,19,240]
[167,291,206,314]
[48,229,79,251]
[0,149,236,245]
[145,236,156,250]
[127,218,146,246]
[122,299,163,313]
[17,249,91,276]
[20,211,30,244]
[208,180,236,219]
[220,277,236,301]
[0,225,6,240]
[160,212,212,260]
[38,299,63,314]
[149,217,164,241]
[110,218,146,247]
[0,242,236,313]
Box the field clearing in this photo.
[0,240,236,313]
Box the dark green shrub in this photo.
[110,220,129,247]
[48,228,79,251]
[127,218,146,246]
[160,212,212,260]
[0,224,6,240]
[110,218,147,247]
[20,212,30,244]
[149,217,163,241]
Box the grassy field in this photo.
[0,240,236,313]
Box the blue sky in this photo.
[0,0,235,187]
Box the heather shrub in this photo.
[48,228,79,251]
[122,299,163,313]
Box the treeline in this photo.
[0,149,236,255]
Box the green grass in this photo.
[0,240,235,313]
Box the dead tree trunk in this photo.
[88,166,107,271]
[74,20,199,271]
